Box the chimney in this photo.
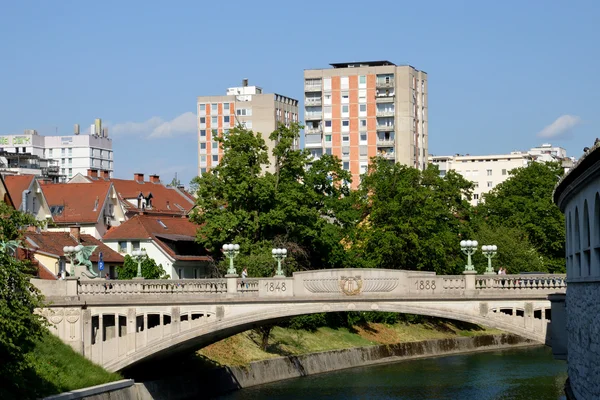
[87,169,98,179]
[70,226,81,243]
[134,173,144,183]
[177,185,185,191]
[242,78,248,87]
[149,174,160,184]
[103,170,110,179]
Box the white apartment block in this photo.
[197,79,299,175]
[0,120,113,181]
[429,144,572,206]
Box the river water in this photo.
[216,346,567,400]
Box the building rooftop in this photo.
[3,174,35,209]
[23,231,124,263]
[329,61,396,68]
[40,181,112,224]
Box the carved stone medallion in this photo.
[339,276,363,296]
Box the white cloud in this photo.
[109,112,196,139]
[537,115,582,139]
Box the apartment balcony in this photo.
[305,98,322,106]
[305,126,323,135]
[376,124,395,132]
[376,80,395,89]
[375,94,395,103]
[305,133,323,148]
[305,84,322,92]
[376,109,395,117]
[305,112,323,121]
[377,150,396,160]
[376,138,395,146]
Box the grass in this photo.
[199,320,502,367]
[9,333,122,399]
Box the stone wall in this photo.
[141,333,538,399]
[566,282,600,400]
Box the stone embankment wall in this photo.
[142,333,537,399]
[565,282,600,400]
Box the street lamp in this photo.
[222,243,240,276]
[460,240,478,272]
[271,248,287,277]
[481,245,498,275]
[63,244,83,276]
[131,249,147,279]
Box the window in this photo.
[360,119,367,127]
[341,94,349,103]
[502,169,507,175]
[223,103,230,111]
[360,133,367,142]
[342,105,349,113]
[325,120,332,127]
[224,116,230,123]
[486,169,492,176]
[212,155,218,162]
[61,148,65,156]
[236,108,252,116]
[68,158,72,165]
[325,135,332,142]
[118,241,127,253]
[199,104,206,113]
[341,77,349,89]
[48,149,53,157]
[359,75,366,84]
[212,142,218,149]
[200,168,207,174]
[61,158,65,165]
[211,116,218,125]
[342,120,349,127]
[200,155,206,162]
[131,241,140,251]
[342,135,349,143]
[200,129,206,137]
[323,77,332,90]
[211,104,218,113]
[343,161,350,170]
[68,148,72,156]
[178,269,184,279]
[200,117,206,124]
[359,104,367,112]
[474,194,479,200]
[68,168,72,176]
[200,143,206,149]
[487,181,493,188]
[325,148,332,155]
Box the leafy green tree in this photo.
[348,160,474,274]
[117,254,168,279]
[478,162,565,272]
[190,124,355,276]
[0,202,48,398]
[167,175,181,188]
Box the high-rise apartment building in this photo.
[303,61,428,186]
[197,80,299,175]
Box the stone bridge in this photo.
[32,269,566,372]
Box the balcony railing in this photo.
[305,126,323,135]
[376,80,395,88]
[376,124,395,131]
[377,138,395,146]
[375,94,395,103]
[377,151,395,160]
[376,110,395,117]
[305,98,322,106]
[305,112,323,120]
[305,84,322,92]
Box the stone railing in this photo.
[475,274,567,291]
[237,278,260,293]
[78,279,228,295]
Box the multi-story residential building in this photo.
[429,143,573,205]
[0,119,113,181]
[303,61,428,187]
[197,80,299,175]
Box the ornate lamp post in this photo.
[222,243,240,276]
[460,240,478,272]
[131,249,147,279]
[271,248,287,277]
[481,245,498,275]
[63,244,83,276]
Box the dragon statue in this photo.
[74,245,99,278]
[0,240,20,256]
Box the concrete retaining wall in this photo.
[43,379,153,400]
[141,333,538,399]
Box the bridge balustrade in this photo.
[78,279,228,295]
[475,275,567,291]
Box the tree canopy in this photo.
[117,254,168,279]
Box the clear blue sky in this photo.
[1,1,598,186]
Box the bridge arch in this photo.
[104,299,552,372]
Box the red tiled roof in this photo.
[24,231,124,263]
[78,176,195,215]
[3,175,35,210]
[41,182,111,224]
[102,215,211,261]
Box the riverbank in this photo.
[141,333,539,399]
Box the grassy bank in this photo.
[5,333,122,399]
[199,319,502,367]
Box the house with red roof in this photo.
[69,170,196,218]
[40,180,126,239]
[0,174,14,207]
[21,226,124,279]
[3,174,50,223]
[102,214,213,279]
